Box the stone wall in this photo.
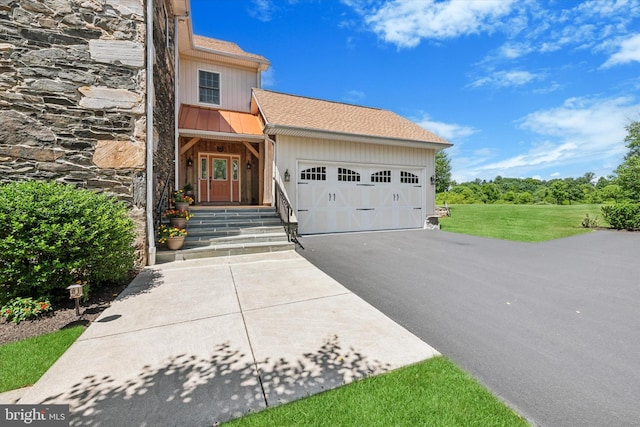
[151,0,175,213]
[0,0,177,266]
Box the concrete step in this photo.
[186,232,289,246]
[155,240,295,263]
[184,225,285,238]
[156,206,293,263]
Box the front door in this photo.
[198,154,240,203]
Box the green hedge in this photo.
[0,181,135,305]
[601,203,640,230]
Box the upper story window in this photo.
[199,70,220,105]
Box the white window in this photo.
[199,70,220,105]
[300,166,326,181]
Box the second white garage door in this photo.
[296,162,425,234]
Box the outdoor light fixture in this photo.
[430,175,436,185]
[284,169,290,182]
[247,161,252,170]
[67,282,84,316]
[187,157,193,167]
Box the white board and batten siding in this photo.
[179,57,258,113]
[275,135,437,234]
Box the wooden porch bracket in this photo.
[179,137,200,155]
[242,141,260,159]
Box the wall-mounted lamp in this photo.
[284,169,290,182]
[186,157,193,167]
[247,161,252,170]
[430,175,436,185]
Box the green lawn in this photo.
[439,204,606,242]
[0,326,85,392]
[224,357,529,427]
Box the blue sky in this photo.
[190,0,640,183]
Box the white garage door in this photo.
[297,162,424,234]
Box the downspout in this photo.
[146,0,156,265]
[174,15,180,193]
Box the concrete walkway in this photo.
[16,251,438,426]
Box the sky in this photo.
[190,0,640,183]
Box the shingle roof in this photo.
[252,89,449,146]
[193,35,269,64]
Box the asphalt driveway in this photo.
[297,229,640,427]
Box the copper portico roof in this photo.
[252,89,450,147]
[178,104,264,139]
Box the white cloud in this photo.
[454,96,639,181]
[414,113,477,141]
[249,0,275,22]
[601,34,640,68]
[469,70,542,88]
[361,0,516,48]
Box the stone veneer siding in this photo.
[0,0,176,266]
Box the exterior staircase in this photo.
[155,206,295,264]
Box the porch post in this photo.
[258,139,264,204]
[263,137,273,205]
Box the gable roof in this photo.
[190,35,270,71]
[252,89,451,149]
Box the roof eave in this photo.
[191,45,270,71]
[263,124,452,150]
[179,128,265,142]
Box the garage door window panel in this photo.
[338,168,360,182]
[301,167,326,181]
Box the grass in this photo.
[439,204,607,242]
[224,357,529,427]
[0,326,85,392]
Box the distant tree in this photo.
[615,121,640,201]
[481,183,501,203]
[435,151,453,193]
[516,191,534,204]
[623,121,640,160]
[596,176,610,190]
[600,184,623,202]
[550,180,568,204]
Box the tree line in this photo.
[436,121,640,206]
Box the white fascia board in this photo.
[179,128,264,142]
[264,124,453,150]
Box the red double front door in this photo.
[198,154,240,203]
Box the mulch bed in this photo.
[0,282,129,346]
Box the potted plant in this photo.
[183,183,195,203]
[164,209,194,229]
[158,224,188,250]
[172,190,194,210]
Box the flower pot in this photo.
[166,236,186,250]
[169,217,187,229]
[175,202,189,211]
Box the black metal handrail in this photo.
[275,180,293,242]
[155,173,173,232]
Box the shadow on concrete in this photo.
[41,336,390,426]
[112,269,165,302]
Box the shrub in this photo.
[1,297,53,324]
[581,213,600,228]
[601,203,640,230]
[0,181,135,305]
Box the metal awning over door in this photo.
[296,162,425,234]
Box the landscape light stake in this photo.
[66,283,84,316]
